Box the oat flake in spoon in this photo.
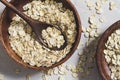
[42,27,65,48]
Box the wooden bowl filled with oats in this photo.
[0,0,82,71]
[97,20,120,80]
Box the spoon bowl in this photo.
[0,0,67,50]
[97,20,120,80]
[0,0,82,71]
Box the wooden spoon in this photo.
[0,0,67,50]
[97,20,120,80]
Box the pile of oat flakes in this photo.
[8,0,77,67]
[104,29,120,80]
[42,27,65,48]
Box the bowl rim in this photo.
[0,0,82,71]
[96,20,120,80]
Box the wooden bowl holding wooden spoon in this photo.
[0,0,82,71]
[97,20,120,80]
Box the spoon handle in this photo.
[0,0,33,26]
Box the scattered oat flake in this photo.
[109,1,116,10]
[58,70,66,75]
[78,51,83,56]
[96,1,102,8]
[84,32,89,38]
[101,0,108,4]
[53,68,58,75]
[99,17,104,23]
[47,69,54,75]
[66,65,72,71]
[44,74,49,80]
[89,15,96,24]
[86,1,95,10]
[71,66,77,73]
[96,8,103,14]
[82,27,86,32]
[15,68,21,74]
[72,73,78,78]
[0,73,4,80]
[26,74,31,80]
[77,42,81,49]
[42,74,49,80]
[58,76,64,80]
[86,27,92,32]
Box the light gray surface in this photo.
[0,0,120,80]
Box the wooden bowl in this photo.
[0,0,82,71]
[97,20,120,80]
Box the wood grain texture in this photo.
[0,0,82,71]
[97,20,120,80]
